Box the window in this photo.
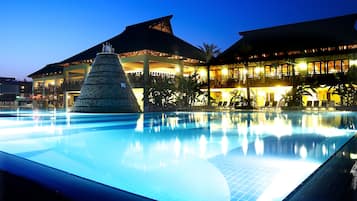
[281,64,289,76]
[342,60,349,72]
[335,60,342,72]
[314,62,321,74]
[265,66,271,77]
[320,62,327,74]
[307,62,315,75]
[327,61,335,73]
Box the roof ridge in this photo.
[125,15,173,30]
[239,13,357,35]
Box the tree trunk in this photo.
[244,62,251,108]
[207,64,211,107]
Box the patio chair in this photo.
[328,100,336,111]
[313,100,320,107]
[321,100,328,108]
[264,101,270,107]
[272,101,278,108]
[222,101,228,107]
[306,101,312,107]
[228,101,234,107]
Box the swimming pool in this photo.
[0,110,356,201]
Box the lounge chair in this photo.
[328,100,335,111]
[321,100,328,107]
[313,100,320,107]
[306,101,312,107]
[228,101,234,107]
[272,101,278,108]
[222,101,228,107]
[264,101,270,107]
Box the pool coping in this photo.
[284,133,357,201]
[0,151,155,201]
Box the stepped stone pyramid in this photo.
[72,44,140,113]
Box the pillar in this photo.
[65,92,68,110]
[143,56,150,112]
[178,60,184,76]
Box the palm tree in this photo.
[199,43,220,107]
[329,65,357,106]
[176,73,203,109]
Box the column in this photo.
[54,79,58,107]
[64,92,68,110]
[178,60,184,76]
[143,56,150,112]
[42,80,45,98]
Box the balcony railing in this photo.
[64,80,84,91]
[34,85,64,95]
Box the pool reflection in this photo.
[0,110,356,201]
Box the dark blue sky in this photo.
[1,0,357,80]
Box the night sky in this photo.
[1,0,357,80]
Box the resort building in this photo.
[0,77,32,107]
[29,15,205,110]
[212,13,357,108]
[29,14,357,110]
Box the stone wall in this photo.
[72,53,141,113]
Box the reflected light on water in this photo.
[322,144,328,156]
[66,112,71,127]
[199,135,207,158]
[242,136,248,156]
[254,137,264,156]
[299,145,307,159]
[257,159,319,201]
[174,137,181,158]
[221,135,228,155]
[135,114,144,132]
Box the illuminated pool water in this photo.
[0,110,356,201]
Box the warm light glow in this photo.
[350,153,357,160]
[175,66,181,73]
[350,59,357,66]
[221,68,228,76]
[199,69,207,78]
[255,67,263,74]
[221,91,230,100]
[243,69,248,75]
[298,62,308,71]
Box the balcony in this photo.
[64,80,84,91]
[203,76,293,88]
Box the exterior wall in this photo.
[202,55,356,107]
[31,51,357,110]
[0,78,32,107]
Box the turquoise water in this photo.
[0,110,356,201]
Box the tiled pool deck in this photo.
[285,134,357,201]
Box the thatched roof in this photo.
[216,13,357,64]
[29,15,205,77]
